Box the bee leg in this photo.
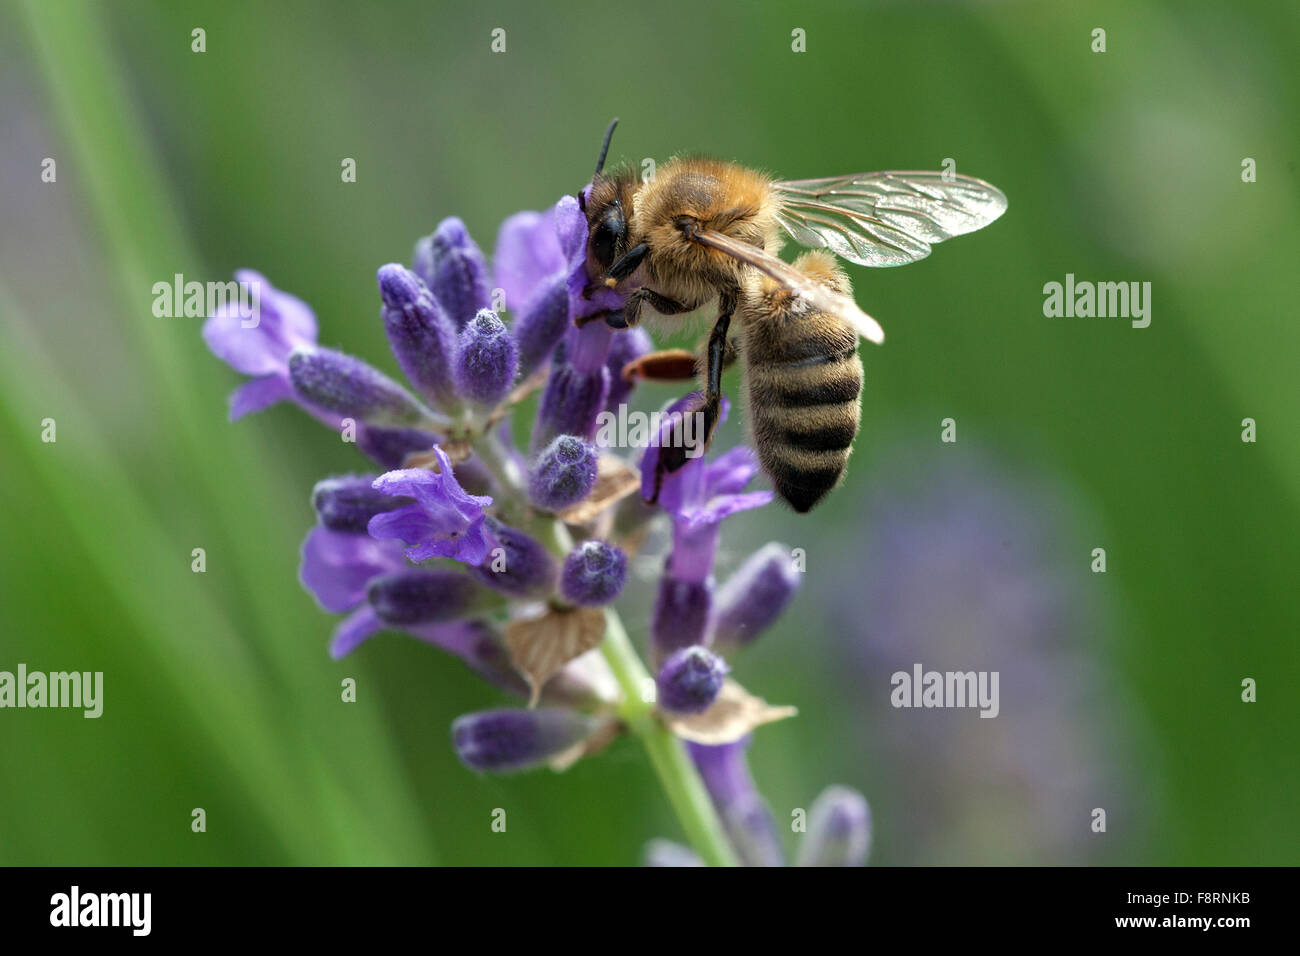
[606,242,649,283]
[623,288,691,326]
[648,290,737,504]
[693,289,737,458]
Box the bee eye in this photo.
[592,214,623,268]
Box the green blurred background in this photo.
[1,0,1296,865]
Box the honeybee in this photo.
[576,120,1007,510]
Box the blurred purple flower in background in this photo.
[820,444,1138,864]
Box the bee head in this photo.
[582,174,634,276]
[577,119,639,279]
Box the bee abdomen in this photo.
[747,344,863,513]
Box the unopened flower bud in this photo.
[529,435,598,511]
[690,740,785,867]
[414,217,491,329]
[651,573,713,663]
[366,568,481,626]
[723,793,786,868]
[355,425,437,470]
[470,519,557,598]
[656,646,728,714]
[513,278,571,379]
[796,786,872,867]
[288,347,431,428]
[311,475,410,533]
[451,708,601,773]
[713,542,801,650]
[377,263,459,408]
[454,309,517,405]
[561,540,627,606]
[532,361,609,450]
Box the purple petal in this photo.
[228,374,293,420]
[299,526,405,613]
[682,490,774,529]
[366,502,436,548]
[329,605,385,659]
[554,194,588,265]
[204,272,317,375]
[666,521,722,583]
[451,515,494,565]
[493,208,564,311]
[236,269,318,343]
[368,453,495,565]
[406,513,493,565]
[202,308,290,377]
[701,444,759,499]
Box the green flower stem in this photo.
[472,426,530,521]
[599,607,740,868]
[470,432,738,866]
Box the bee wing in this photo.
[773,171,1008,268]
[689,228,885,344]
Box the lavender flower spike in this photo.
[367,446,494,564]
[529,435,598,512]
[377,263,459,409]
[656,646,728,714]
[452,708,603,774]
[288,347,442,429]
[561,540,627,606]
[414,217,491,329]
[796,786,872,867]
[454,309,517,405]
[712,542,802,651]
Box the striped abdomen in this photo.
[742,307,863,513]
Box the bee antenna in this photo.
[594,118,619,175]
